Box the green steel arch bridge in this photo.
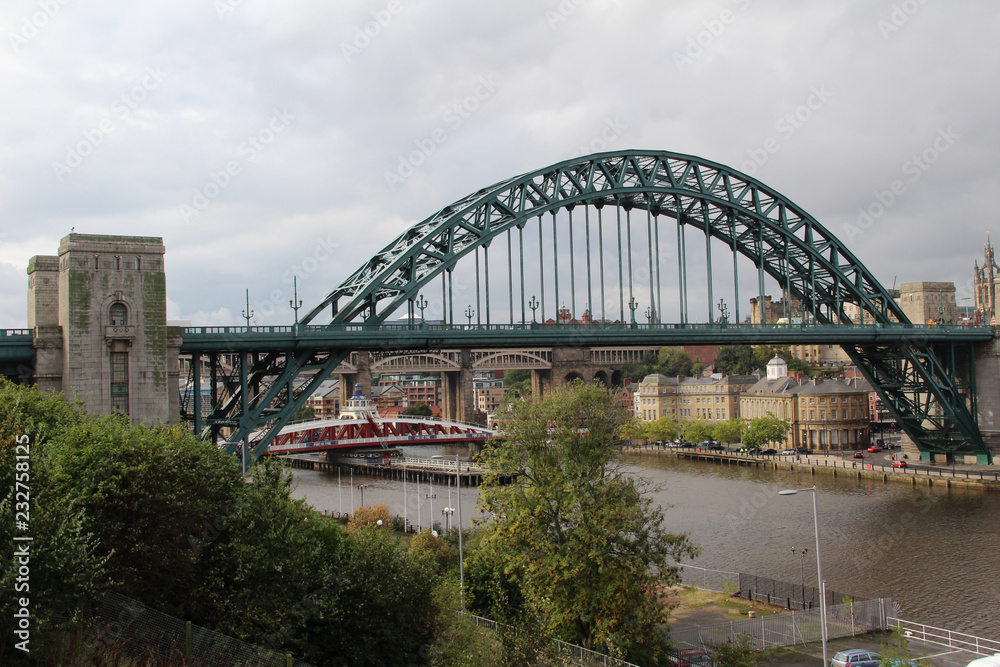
[172,150,993,464]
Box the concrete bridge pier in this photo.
[975,338,1000,462]
[442,349,474,423]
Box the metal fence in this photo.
[676,564,852,611]
[465,612,640,667]
[43,592,312,666]
[889,618,1000,656]
[671,598,900,653]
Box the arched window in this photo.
[110,302,128,326]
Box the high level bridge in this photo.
[4,150,993,464]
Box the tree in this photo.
[643,415,681,443]
[292,403,315,421]
[743,413,791,448]
[658,346,693,377]
[402,401,433,417]
[714,345,756,375]
[684,419,715,444]
[710,634,760,666]
[478,382,698,659]
[713,419,747,445]
[503,369,532,397]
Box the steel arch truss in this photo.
[207,150,985,461]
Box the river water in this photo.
[288,446,1000,640]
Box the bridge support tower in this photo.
[442,349,474,423]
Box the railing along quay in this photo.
[623,444,1000,491]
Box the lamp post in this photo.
[465,305,475,326]
[433,454,465,607]
[718,298,729,325]
[416,294,428,326]
[357,483,369,508]
[529,295,539,323]
[241,288,254,328]
[628,296,638,324]
[779,486,827,665]
[645,306,654,324]
[441,506,455,530]
[289,276,303,325]
[791,546,808,608]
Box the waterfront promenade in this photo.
[622,443,1000,491]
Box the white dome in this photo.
[766,353,788,380]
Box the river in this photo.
[288,446,1000,639]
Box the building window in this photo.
[110,302,128,326]
[110,351,129,415]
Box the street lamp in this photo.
[357,483,369,508]
[441,506,455,530]
[416,294,428,325]
[465,305,476,326]
[791,546,808,608]
[528,295,539,323]
[289,276,303,325]
[241,288,254,328]
[779,487,827,666]
[433,454,465,607]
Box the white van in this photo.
[966,655,1000,667]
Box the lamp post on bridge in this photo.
[645,306,655,324]
[718,298,729,326]
[465,305,475,327]
[242,288,254,328]
[529,295,539,323]
[289,276,303,325]
[433,454,465,608]
[416,294,428,327]
[628,296,637,326]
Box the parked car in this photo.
[668,649,713,666]
[830,649,881,667]
[680,440,695,448]
[761,448,778,455]
[794,446,811,454]
[780,449,796,456]
[742,447,763,456]
[867,445,883,453]
[892,460,907,468]
[853,451,865,459]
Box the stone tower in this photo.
[27,234,180,425]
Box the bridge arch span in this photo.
[201,150,988,462]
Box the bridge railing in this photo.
[398,456,484,473]
[0,328,33,337]
[181,321,994,336]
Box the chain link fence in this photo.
[671,598,900,653]
[677,564,852,611]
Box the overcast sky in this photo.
[1,0,997,328]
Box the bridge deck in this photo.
[179,322,994,352]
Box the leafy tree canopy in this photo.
[477,382,698,660]
[743,412,791,448]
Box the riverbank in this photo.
[622,444,1000,492]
